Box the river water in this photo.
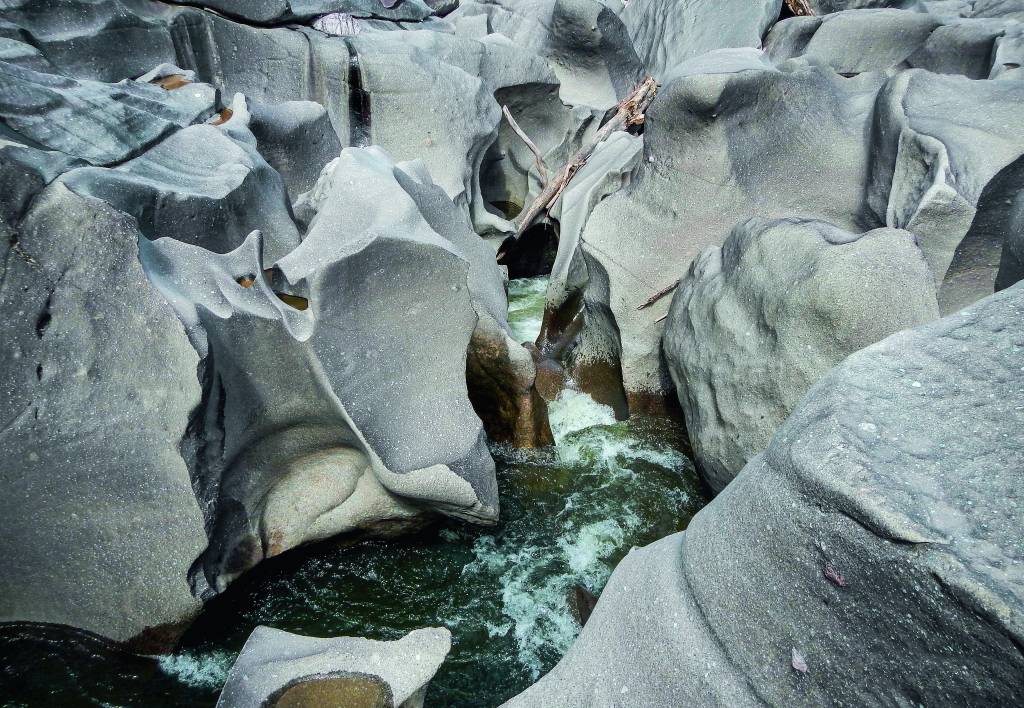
[0,277,706,707]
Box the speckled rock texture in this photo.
[766,8,1024,78]
[618,0,782,80]
[548,49,1024,412]
[508,282,1024,707]
[217,626,451,708]
[140,146,500,597]
[0,184,206,650]
[663,218,940,492]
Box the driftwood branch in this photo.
[637,281,678,310]
[784,0,814,15]
[509,76,658,243]
[503,105,549,186]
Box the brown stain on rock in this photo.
[153,74,191,90]
[210,108,234,126]
[267,673,393,708]
[466,328,553,448]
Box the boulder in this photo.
[141,147,500,596]
[618,0,782,80]
[58,100,301,263]
[217,626,451,708]
[507,281,1024,707]
[542,53,1024,413]
[663,217,940,492]
[868,69,1024,303]
[0,183,206,650]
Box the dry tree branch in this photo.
[784,0,814,16]
[637,280,678,310]
[503,76,658,252]
[502,105,549,186]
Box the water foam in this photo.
[158,650,234,690]
[547,389,616,443]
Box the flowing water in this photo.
[0,277,707,708]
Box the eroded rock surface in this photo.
[142,147,501,596]
[217,626,451,708]
[0,184,206,650]
[508,282,1024,707]
[663,218,939,492]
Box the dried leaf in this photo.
[823,562,847,587]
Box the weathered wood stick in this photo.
[511,76,658,241]
[784,0,814,16]
[637,280,679,310]
[502,105,549,186]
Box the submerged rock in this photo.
[0,184,206,650]
[663,218,939,492]
[217,626,451,708]
[508,282,1024,706]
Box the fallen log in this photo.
[500,76,658,256]
[784,0,814,15]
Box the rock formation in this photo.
[0,184,206,650]
[0,0,1022,703]
[663,218,939,492]
[217,626,451,708]
[508,282,1024,707]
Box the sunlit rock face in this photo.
[0,183,207,651]
[142,147,501,597]
[663,218,940,492]
[508,282,1024,707]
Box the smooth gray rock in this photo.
[766,9,1023,78]
[58,111,301,263]
[0,127,81,226]
[508,282,1024,707]
[182,0,435,23]
[0,183,206,649]
[0,58,216,165]
[450,0,643,110]
[619,0,782,80]
[250,100,343,199]
[550,56,885,408]
[141,147,498,595]
[868,69,1024,299]
[544,53,1024,412]
[217,626,451,708]
[663,218,940,492]
[995,159,1024,291]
